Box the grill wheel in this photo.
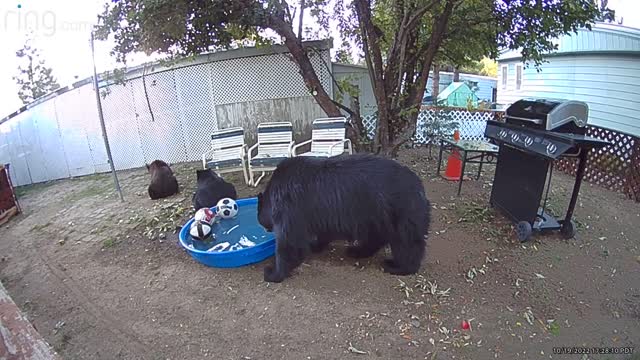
[516,221,533,242]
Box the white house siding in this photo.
[499,24,640,60]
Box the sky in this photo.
[0,0,638,119]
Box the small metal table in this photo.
[436,138,499,196]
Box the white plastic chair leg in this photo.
[249,167,255,187]
[242,163,250,186]
[253,171,266,187]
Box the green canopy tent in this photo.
[437,82,479,107]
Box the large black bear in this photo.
[257,153,431,283]
[192,169,237,210]
[147,160,179,200]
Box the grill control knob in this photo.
[498,130,508,138]
[546,143,558,155]
[524,136,533,147]
[511,133,520,142]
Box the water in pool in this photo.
[188,202,273,252]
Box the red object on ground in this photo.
[461,320,470,330]
[443,130,463,181]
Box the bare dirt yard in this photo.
[0,147,638,360]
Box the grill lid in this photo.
[505,98,589,131]
[505,98,564,122]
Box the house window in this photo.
[501,65,508,90]
[516,64,523,90]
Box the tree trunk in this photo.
[270,17,342,118]
[387,0,457,158]
[269,16,364,152]
[374,105,391,154]
[353,0,391,154]
[432,64,440,102]
[347,96,371,153]
[376,113,396,157]
[283,39,341,117]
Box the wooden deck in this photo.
[0,282,59,359]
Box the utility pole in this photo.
[90,31,124,202]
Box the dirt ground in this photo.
[0,147,638,360]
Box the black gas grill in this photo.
[485,98,609,242]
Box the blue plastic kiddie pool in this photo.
[179,197,276,268]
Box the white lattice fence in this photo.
[0,45,334,186]
[101,82,147,171]
[210,51,330,105]
[98,48,332,170]
[175,63,218,161]
[132,73,190,164]
[361,107,496,144]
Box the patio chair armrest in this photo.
[344,138,353,154]
[292,139,312,156]
[329,139,351,153]
[287,141,296,156]
[202,148,217,168]
[242,144,249,159]
[247,142,259,160]
[203,148,217,159]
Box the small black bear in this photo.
[257,153,431,283]
[147,160,179,200]
[192,169,238,210]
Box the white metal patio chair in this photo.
[202,127,249,185]
[247,122,295,187]
[291,117,353,157]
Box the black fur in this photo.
[257,153,431,283]
[192,169,238,210]
[147,160,179,200]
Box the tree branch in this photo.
[445,17,494,38]
[297,0,305,44]
[267,15,341,117]
[409,0,457,107]
[354,0,385,85]
[308,47,346,95]
[354,0,390,149]
[331,99,356,117]
[391,26,418,110]
[393,0,458,151]
[385,5,411,84]
[388,0,439,69]
[405,0,440,31]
